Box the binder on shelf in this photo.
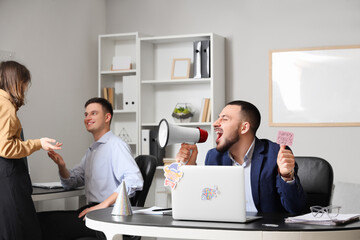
[141,129,150,155]
[150,128,165,166]
[201,40,210,78]
[193,41,202,79]
[114,80,123,110]
[123,76,137,111]
[141,128,165,166]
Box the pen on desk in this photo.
[152,208,172,212]
[262,224,279,227]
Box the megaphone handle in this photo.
[179,142,196,165]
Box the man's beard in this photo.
[216,130,240,153]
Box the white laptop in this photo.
[171,165,261,223]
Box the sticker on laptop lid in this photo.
[201,186,220,200]
[164,162,183,189]
[276,130,294,146]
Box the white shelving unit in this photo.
[98,32,225,209]
[98,33,140,156]
[139,33,225,164]
[98,32,225,163]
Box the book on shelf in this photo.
[199,98,210,122]
[198,98,205,122]
[103,88,108,100]
[102,87,114,107]
[205,101,211,122]
[202,98,209,122]
[108,88,114,107]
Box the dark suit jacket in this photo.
[205,138,306,214]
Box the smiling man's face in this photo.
[84,103,110,135]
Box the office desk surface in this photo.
[32,187,85,202]
[86,207,360,240]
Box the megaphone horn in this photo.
[157,119,208,149]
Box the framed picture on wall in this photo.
[270,45,360,126]
[171,58,191,79]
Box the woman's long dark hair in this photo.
[0,61,31,110]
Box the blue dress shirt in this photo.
[61,131,143,203]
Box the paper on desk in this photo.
[32,182,63,189]
[285,213,360,225]
[133,206,171,215]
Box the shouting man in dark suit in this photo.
[176,100,306,214]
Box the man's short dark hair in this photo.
[85,97,113,123]
[226,100,261,135]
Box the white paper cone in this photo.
[111,181,133,216]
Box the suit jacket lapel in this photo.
[251,138,265,211]
[222,152,233,165]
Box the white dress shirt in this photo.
[230,139,258,212]
[60,131,143,203]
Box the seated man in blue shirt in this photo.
[176,100,306,214]
[38,97,143,240]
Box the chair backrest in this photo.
[130,155,158,207]
[332,181,360,214]
[295,156,334,212]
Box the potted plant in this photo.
[172,103,194,123]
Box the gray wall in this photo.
[0,0,105,183]
[105,0,360,184]
[1,0,359,189]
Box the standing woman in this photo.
[0,61,62,240]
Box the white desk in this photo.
[86,207,360,240]
[32,187,86,207]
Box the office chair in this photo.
[78,155,158,240]
[295,156,334,213]
[130,154,158,207]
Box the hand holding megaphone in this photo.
[176,143,198,165]
[157,119,208,165]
